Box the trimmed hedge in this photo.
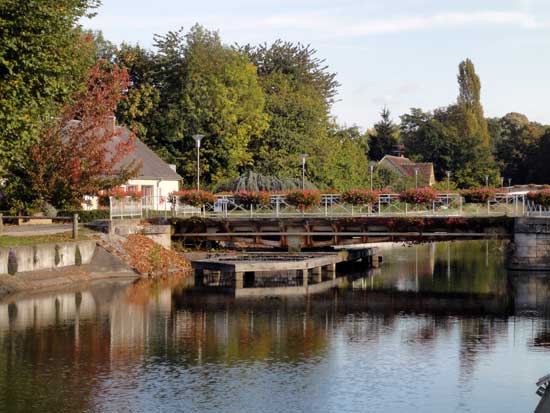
[285,190,321,211]
[399,187,439,205]
[58,209,110,223]
[341,189,380,206]
[460,187,497,203]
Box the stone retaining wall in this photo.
[510,217,550,271]
[0,240,96,274]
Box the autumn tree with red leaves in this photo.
[7,60,139,210]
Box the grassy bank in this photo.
[0,231,95,247]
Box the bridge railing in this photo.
[108,192,531,219]
[526,201,550,217]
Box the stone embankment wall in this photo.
[108,220,171,249]
[510,217,550,271]
[0,240,96,275]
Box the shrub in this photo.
[233,191,271,207]
[285,190,321,211]
[173,190,216,207]
[341,189,380,206]
[57,209,110,223]
[41,201,58,217]
[461,187,497,203]
[399,187,439,205]
[7,250,17,275]
[527,189,550,207]
[98,188,142,206]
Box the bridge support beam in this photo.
[509,217,550,271]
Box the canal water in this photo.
[0,240,549,412]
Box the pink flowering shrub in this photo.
[172,190,216,207]
[527,189,550,207]
[399,187,439,205]
[285,190,321,211]
[98,188,143,206]
[461,187,497,203]
[233,191,271,207]
[341,189,380,206]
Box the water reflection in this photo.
[0,241,549,412]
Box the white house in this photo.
[84,124,182,210]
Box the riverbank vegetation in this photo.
[1,1,548,214]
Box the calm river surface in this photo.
[1,240,549,412]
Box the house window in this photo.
[127,185,138,192]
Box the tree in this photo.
[528,129,550,184]
[456,58,490,147]
[149,25,269,186]
[493,113,544,184]
[4,61,139,210]
[369,107,399,161]
[242,41,340,186]
[0,0,99,173]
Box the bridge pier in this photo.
[509,217,550,271]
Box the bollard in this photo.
[73,213,79,239]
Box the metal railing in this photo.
[0,213,80,238]
[107,192,535,219]
[526,201,550,217]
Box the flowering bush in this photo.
[285,190,321,211]
[461,187,497,203]
[98,188,142,206]
[173,190,216,207]
[399,187,439,205]
[527,189,550,207]
[233,191,271,207]
[341,189,380,206]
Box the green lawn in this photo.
[0,231,96,247]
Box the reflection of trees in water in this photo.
[370,241,508,296]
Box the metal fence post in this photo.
[0,213,3,233]
[72,213,79,239]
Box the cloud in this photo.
[260,10,545,37]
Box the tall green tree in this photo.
[148,25,269,186]
[241,41,340,186]
[369,107,399,160]
[456,58,491,147]
[528,129,550,184]
[0,0,99,172]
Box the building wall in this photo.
[123,179,179,199]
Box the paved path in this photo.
[1,224,73,236]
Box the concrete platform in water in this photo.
[191,246,380,297]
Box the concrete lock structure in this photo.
[510,217,550,271]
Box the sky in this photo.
[83,0,550,129]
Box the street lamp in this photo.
[192,134,205,191]
[300,154,309,190]
[370,164,374,191]
[415,168,419,188]
[508,178,512,188]
[485,175,489,187]
[446,170,451,192]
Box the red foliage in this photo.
[28,60,138,207]
[527,189,550,207]
[341,189,380,206]
[173,190,216,207]
[233,191,271,207]
[285,190,321,211]
[399,187,439,205]
[460,187,497,203]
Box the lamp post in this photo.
[192,134,205,191]
[370,164,374,191]
[300,154,309,190]
[415,168,419,188]
[508,178,512,188]
[485,175,489,187]
[446,170,451,192]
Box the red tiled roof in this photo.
[381,155,434,183]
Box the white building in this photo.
[84,125,182,210]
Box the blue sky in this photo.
[84,0,550,128]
